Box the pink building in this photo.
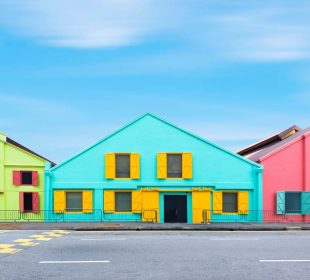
[238,126,310,222]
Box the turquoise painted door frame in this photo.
[159,192,192,223]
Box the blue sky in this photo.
[0,0,310,163]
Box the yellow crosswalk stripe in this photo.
[30,235,53,241]
[52,230,70,234]
[0,244,15,248]
[0,248,22,254]
[42,232,63,237]
[14,239,39,247]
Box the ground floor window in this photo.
[66,192,83,212]
[222,192,238,213]
[285,192,301,213]
[19,192,39,212]
[115,192,132,212]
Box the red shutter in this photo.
[32,192,39,213]
[13,171,22,186]
[32,171,39,186]
[19,192,24,212]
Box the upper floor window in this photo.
[13,171,38,186]
[157,152,192,179]
[21,171,33,185]
[116,154,130,178]
[167,154,182,178]
[105,153,140,180]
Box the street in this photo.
[1,230,310,280]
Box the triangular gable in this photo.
[51,113,262,171]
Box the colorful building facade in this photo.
[45,114,263,223]
[0,132,54,221]
[238,126,310,222]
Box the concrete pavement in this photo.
[1,230,310,279]
[0,222,310,231]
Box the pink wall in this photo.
[260,133,310,222]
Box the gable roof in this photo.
[6,137,56,166]
[238,125,310,162]
[51,113,261,171]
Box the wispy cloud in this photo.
[0,0,174,48]
[1,0,310,63]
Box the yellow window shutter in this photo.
[104,191,115,213]
[157,153,167,179]
[132,190,142,213]
[192,191,210,224]
[141,191,159,222]
[238,191,249,214]
[82,191,93,213]
[54,191,65,213]
[105,153,115,179]
[213,191,222,214]
[182,153,192,179]
[130,153,140,179]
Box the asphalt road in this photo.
[1,230,310,280]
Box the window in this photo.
[21,171,33,185]
[116,154,130,178]
[167,154,182,178]
[115,192,132,212]
[66,192,83,212]
[24,193,33,211]
[285,192,301,214]
[222,192,238,213]
[13,171,38,186]
[19,192,39,213]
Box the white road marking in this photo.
[81,238,127,241]
[260,260,310,262]
[210,238,259,241]
[39,260,110,264]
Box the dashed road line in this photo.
[260,260,310,263]
[39,260,110,264]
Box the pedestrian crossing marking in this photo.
[14,239,33,243]
[30,235,53,241]
[0,230,70,255]
[42,232,62,237]
[0,230,10,234]
[0,244,15,248]
[14,239,39,247]
[0,248,22,254]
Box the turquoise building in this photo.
[44,114,263,223]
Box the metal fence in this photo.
[1,209,310,223]
[202,210,310,223]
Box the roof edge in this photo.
[6,137,56,166]
[258,129,310,162]
[51,113,262,171]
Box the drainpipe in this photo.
[303,135,309,192]
[44,162,52,221]
[255,166,263,222]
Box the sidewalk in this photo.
[0,222,310,231]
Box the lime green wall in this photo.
[0,133,46,213]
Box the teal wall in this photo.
[45,114,263,222]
